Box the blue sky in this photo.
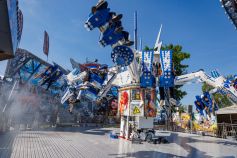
[0,0,237,105]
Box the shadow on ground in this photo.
[109,150,187,158]
[167,133,236,158]
[109,132,237,158]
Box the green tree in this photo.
[162,44,191,101]
[144,46,152,51]
[202,82,232,108]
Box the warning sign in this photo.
[133,106,141,114]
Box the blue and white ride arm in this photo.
[175,70,217,87]
[66,69,87,86]
[97,67,119,99]
[76,90,83,100]
[175,70,237,103]
[61,86,74,104]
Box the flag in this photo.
[159,50,174,87]
[142,50,154,73]
[43,31,49,57]
[140,50,155,88]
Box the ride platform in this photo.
[0,127,236,158]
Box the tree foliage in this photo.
[161,44,191,101]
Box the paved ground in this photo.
[0,127,236,158]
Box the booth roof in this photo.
[216,105,237,115]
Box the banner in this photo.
[144,88,156,117]
[142,50,154,72]
[119,90,130,116]
[159,50,174,87]
[43,31,49,57]
[140,50,154,87]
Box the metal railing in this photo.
[217,123,237,140]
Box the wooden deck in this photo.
[0,128,236,158]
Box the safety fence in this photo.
[155,121,237,141]
[217,123,237,140]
